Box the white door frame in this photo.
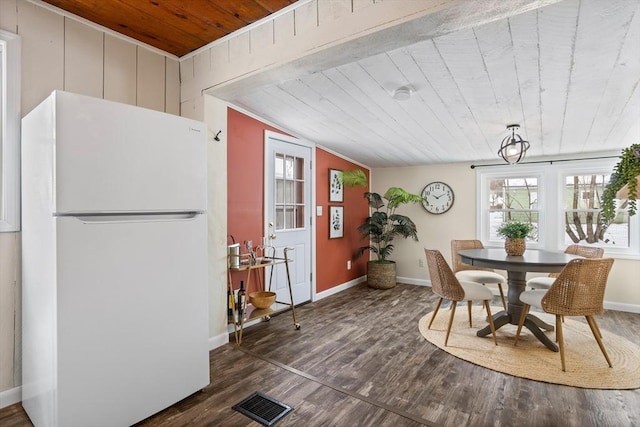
[264,130,316,302]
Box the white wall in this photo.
[203,96,230,347]
[0,0,180,401]
[372,163,640,311]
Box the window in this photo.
[477,159,639,258]
[562,173,628,248]
[0,30,21,232]
[274,153,305,230]
[487,175,540,242]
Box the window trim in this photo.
[0,30,21,232]
[476,157,639,260]
[477,165,545,250]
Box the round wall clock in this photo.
[421,181,454,214]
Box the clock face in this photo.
[421,182,454,214]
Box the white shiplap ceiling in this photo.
[214,0,640,168]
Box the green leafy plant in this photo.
[338,169,424,263]
[356,187,424,262]
[338,168,368,188]
[496,220,534,239]
[601,143,640,223]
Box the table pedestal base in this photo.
[475,270,559,352]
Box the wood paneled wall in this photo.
[0,0,180,398]
[12,0,180,116]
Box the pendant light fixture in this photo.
[498,124,530,164]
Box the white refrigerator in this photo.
[21,91,210,427]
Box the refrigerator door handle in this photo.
[72,213,201,224]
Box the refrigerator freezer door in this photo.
[54,214,209,427]
[46,91,206,213]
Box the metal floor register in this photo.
[232,391,293,426]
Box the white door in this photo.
[264,131,312,305]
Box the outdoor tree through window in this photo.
[488,176,539,242]
[478,160,638,257]
[563,174,629,248]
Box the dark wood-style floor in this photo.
[2,283,639,426]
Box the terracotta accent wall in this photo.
[227,109,370,295]
[315,149,370,293]
[226,108,287,293]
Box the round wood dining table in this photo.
[457,248,581,352]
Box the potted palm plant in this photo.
[357,187,424,289]
[496,220,534,256]
[601,143,640,223]
[339,170,424,289]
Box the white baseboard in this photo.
[0,385,21,410]
[604,301,640,313]
[401,277,640,313]
[219,278,368,339]
[208,332,229,350]
[314,276,367,301]
[397,276,430,287]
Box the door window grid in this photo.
[274,153,305,230]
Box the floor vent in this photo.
[232,391,293,426]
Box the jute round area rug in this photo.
[418,307,640,389]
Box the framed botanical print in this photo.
[329,168,343,202]
[329,206,344,239]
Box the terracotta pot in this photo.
[367,261,397,289]
[505,238,526,256]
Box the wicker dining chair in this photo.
[514,257,615,372]
[526,244,604,290]
[424,249,498,346]
[451,240,507,309]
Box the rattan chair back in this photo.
[451,240,492,273]
[548,244,605,277]
[541,258,614,316]
[425,249,465,302]
[565,244,605,258]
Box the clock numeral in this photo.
[422,182,454,214]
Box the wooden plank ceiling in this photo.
[41,0,296,56]
[224,0,640,167]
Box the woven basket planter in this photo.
[505,238,526,256]
[367,261,397,289]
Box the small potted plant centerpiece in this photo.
[496,220,534,256]
[601,143,640,224]
[340,170,424,289]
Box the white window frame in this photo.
[477,164,545,250]
[0,30,21,232]
[477,157,639,260]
